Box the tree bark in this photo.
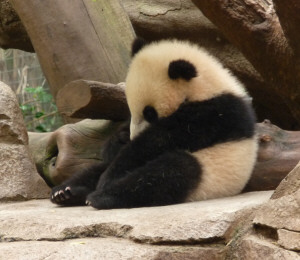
[191,0,300,128]
[244,120,300,191]
[0,0,33,51]
[9,0,135,99]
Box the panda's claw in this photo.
[58,190,65,201]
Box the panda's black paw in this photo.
[51,184,92,206]
[86,191,123,209]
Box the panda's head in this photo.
[125,38,247,140]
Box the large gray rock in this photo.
[253,189,300,232]
[0,81,50,200]
[0,192,272,259]
[0,191,272,242]
[278,229,300,251]
[233,235,300,260]
[253,162,300,233]
[241,163,300,258]
[0,238,223,260]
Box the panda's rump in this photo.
[186,137,258,202]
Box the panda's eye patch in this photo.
[143,106,158,123]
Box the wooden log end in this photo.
[56,79,129,121]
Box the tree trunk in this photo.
[4,0,298,128]
[0,0,33,52]
[9,0,135,99]
[191,0,300,128]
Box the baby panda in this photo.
[51,38,258,209]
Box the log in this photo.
[10,0,135,99]
[28,117,300,190]
[244,120,300,191]
[56,80,129,121]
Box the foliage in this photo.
[19,86,62,132]
[0,48,63,132]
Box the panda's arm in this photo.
[168,93,256,151]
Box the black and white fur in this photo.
[51,38,257,209]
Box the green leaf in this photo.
[35,111,44,118]
[25,87,37,93]
[35,124,47,132]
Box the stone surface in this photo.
[271,160,300,199]
[0,238,224,260]
[278,229,300,251]
[2,190,298,259]
[0,191,272,243]
[233,235,300,260]
[0,191,273,259]
[0,81,50,200]
[253,189,300,232]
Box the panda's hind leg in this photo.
[86,151,201,209]
[51,162,107,206]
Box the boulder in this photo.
[0,191,272,259]
[233,235,300,260]
[0,81,50,200]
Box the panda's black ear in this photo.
[131,38,148,57]
[168,59,197,81]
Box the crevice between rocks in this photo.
[130,235,226,246]
[253,223,278,241]
[62,223,133,240]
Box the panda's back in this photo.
[186,137,258,201]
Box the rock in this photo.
[0,81,50,200]
[0,192,272,241]
[0,238,223,260]
[271,160,300,199]
[0,191,272,259]
[253,188,300,232]
[233,235,300,260]
[278,229,300,251]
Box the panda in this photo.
[51,38,258,209]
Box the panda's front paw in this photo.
[86,191,122,209]
[51,184,92,206]
[51,186,69,203]
[51,186,72,205]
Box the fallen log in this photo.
[29,117,300,190]
[244,119,300,191]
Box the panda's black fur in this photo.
[51,38,257,209]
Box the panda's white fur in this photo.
[126,39,248,139]
[188,139,257,201]
[126,39,258,201]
